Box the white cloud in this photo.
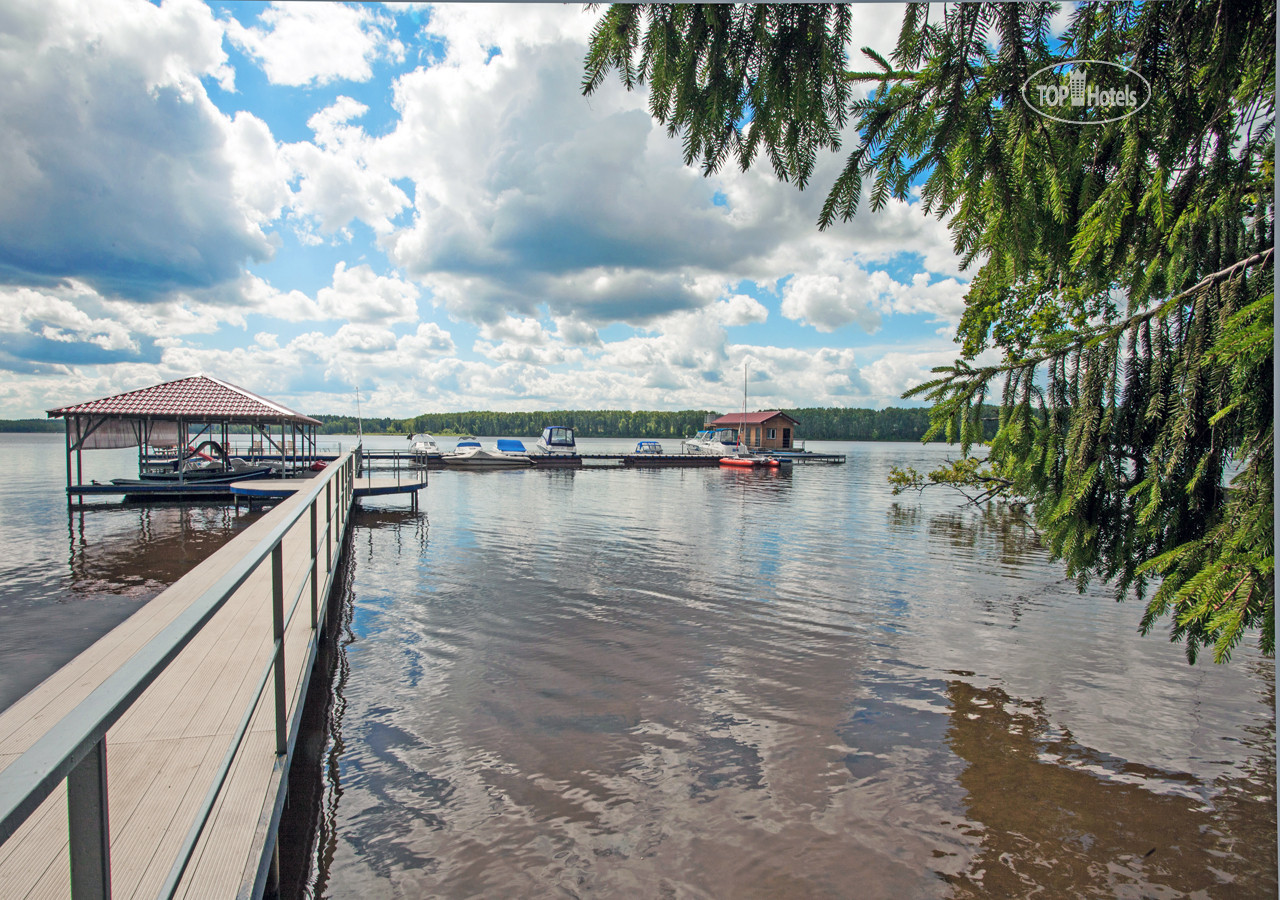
[2,286,139,353]
[780,270,888,334]
[0,2,975,419]
[717,294,769,326]
[0,0,275,298]
[317,262,419,323]
[780,261,969,334]
[477,315,551,345]
[223,2,404,87]
[399,322,456,357]
[283,98,411,238]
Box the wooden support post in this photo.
[67,738,111,899]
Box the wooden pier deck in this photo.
[0,452,359,898]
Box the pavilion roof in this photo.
[46,375,322,426]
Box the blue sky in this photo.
[0,1,1028,419]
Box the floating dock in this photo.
[410,451,845,469]
[232,474,426,512]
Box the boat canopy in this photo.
[496,439,527,454]
[541,426,575,448]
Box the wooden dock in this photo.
[0,452,360,898]
[232,473,426,512]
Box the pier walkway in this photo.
[0,451,360,899]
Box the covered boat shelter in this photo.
[47,374,323,504]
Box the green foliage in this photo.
[585,0,1276,662]
[584,4,853,189]
[889,456,1017,507]
[0,419,64,433]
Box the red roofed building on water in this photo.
[707,410,801,451]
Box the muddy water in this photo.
[284,440,1275,899]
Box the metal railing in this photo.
[0,448,360,898]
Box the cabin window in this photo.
[767,428,776,439]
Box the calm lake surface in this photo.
[290,436,1274,899]
[0,433,1273,897]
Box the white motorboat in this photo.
[681,428,739,456]
[407,433,441,461]
[442,439,533,468]
[535,425,577,456]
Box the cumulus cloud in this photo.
[223,2,404,87]
[317,262,419,323]
[780,270,888,333]
[283,97,411,238]
[780,263,969,334]
[0,2,972,418]
[0,0,276,299]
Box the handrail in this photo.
[0,448,359,896]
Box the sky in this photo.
[0,1,1031,420]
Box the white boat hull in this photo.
[442,448,532,467]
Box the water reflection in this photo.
[0,498,262,711]
[942,679,1277,897]
[281,446,1274,899]
[925,503,1042,565]
[65,503,258,597]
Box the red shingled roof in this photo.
[47,375,321,425]
[709,410,799,427]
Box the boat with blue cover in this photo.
[442,438,533,468]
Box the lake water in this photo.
[0,433,1273,897]
[286,436,1274,898]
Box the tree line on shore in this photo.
[3,407,942,441]
[312,406,936,441]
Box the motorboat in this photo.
[682,428,739,456]
[122,440,274,483]
[407,433,441,462]
[634,440,664,455]
[535,425,577,456]
[454,435,482,451]
[442,440,533,468]
[497,439,531,457]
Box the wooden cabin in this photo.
[708,410,800,451]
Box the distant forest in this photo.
[312,407,936,441]
[4,407,942,441]
[0,418,62,433]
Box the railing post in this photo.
[271,545,287,757]
[309,500,318,632]
[325,481,332,573]
[67,738,111,899]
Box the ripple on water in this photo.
[286,443,1274,899]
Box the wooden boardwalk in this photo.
[0,453,357,898]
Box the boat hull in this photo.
[116,467,274,486]
[442,452,532,468]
